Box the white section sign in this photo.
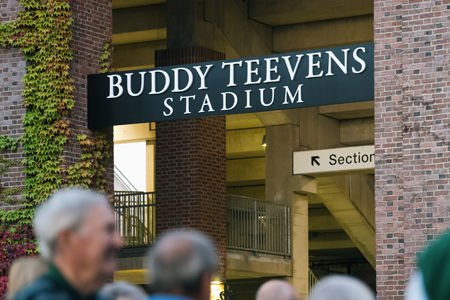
[293,146,375,175]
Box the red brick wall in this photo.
[0,0,27,210]
[375,2,450,299]
[0,0,114,211]
[155,46,227,277]
[70,0,114,192]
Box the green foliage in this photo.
[0,0,112,224]
[0,0,76,203]
[0,137,18,151]
[100,39,114,73]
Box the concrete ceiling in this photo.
[248,0,373,26]
[113,0,165,10]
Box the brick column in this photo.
[0,0,114,212]
[155,46,227,277]
[375,2,450,299]
[0,1,27,209]
[70,0,114,192]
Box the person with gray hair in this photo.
[256,280,299,300]
[145,230,217,300]
[100,281,147,300]
[307,275,374,300]
[12,188,122,300]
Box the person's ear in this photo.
[57,229,76,251]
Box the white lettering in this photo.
[149,70,170,95]
[326,49,350,76]
[222,61,242,87]
[306,53,323,78]
[260,87,276,107]
[199,94,215,113]
[180,95,195,114]
[163,98,174,116]
[125,72,146,97]
[107,75,123,98]
[264,57,281,83]
[283,85,303,104]
[245,59,261,85]
[245,90,252,108]
[172,68,193,93]
[282,55,304,80]
[352,47,367,74]
[193,65,213,90]
[221,92,238,111]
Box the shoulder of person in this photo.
[11,274,71,300]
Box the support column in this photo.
[265,121,315,298]
[289,193,309,299]
[154,47,227,277]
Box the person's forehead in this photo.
[85,202,114,223]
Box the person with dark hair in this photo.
[145,230,217,300]
[12,188,122,300]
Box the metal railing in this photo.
[113,192,155,246]
[227,194,291,256]
[309,268,318,291]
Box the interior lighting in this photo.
[262,135,267,147]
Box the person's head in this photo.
[7,257,48,300]
[34,188,122,294]
[256,280,299,300]
[100,281,147,300]
[307,275,374,300]
[146,230,217,300]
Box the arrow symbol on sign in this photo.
[311,156,320,166]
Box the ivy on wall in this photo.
[0,0,113,297]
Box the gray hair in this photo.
[34,188,109,260]
[308,275,375,300]
[100,281,147,300]
[146,230,217,295]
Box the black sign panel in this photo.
[88,43,373,128]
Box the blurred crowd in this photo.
[4,188,447,300]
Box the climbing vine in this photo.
[0,1,113,297]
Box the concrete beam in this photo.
[113,40,166,70]
[114,123,155,144]
[216,0,272,58]
[113,29,167,45]
[319,101,374,120]
[255,110,295,126]
[340,118,374,146]
[226,249,292,279]
[309,208,342,232]
[113,0,165,10]
[273,15,373,53]
[227,186,266,201]
[249,0,373,26]
[309,232,356,250]
[227,157,265,186]
[113,4,166,34]
[317,177,375,267]
[227,128,266,159]
[226,114,264,130]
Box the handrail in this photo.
[226,194,291,257]
[113,192,155,247]
[309,268,318,291]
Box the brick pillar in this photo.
[0,0,114,212]
[70,0,114,192]
[375,2,450,299]
[0,1,27,208]
[155,46,227,277]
